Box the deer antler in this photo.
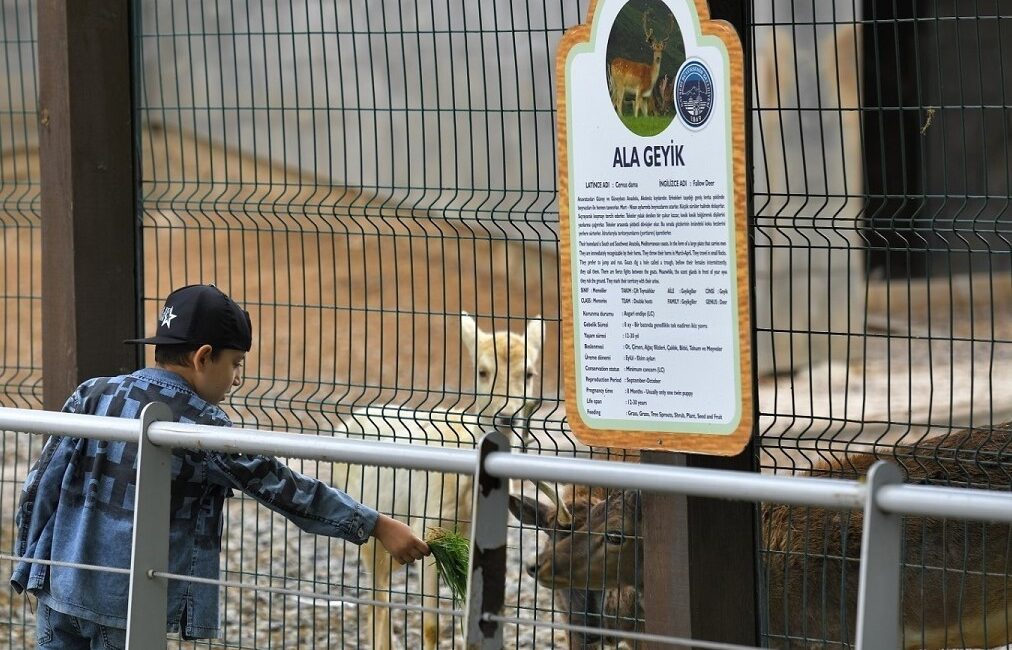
[642,9,655,44]
[535,481,573,527]
[657,14,676,45]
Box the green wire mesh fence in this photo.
[3,0,1012,648]
[754,1,1012,648]
[0,0,40,410]
[0,0,41,646]
[135,1,631,647]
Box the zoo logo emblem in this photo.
[675,59,713,128]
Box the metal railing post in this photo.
[126,403,173,649]
[464,430,510,650]
[854,461,904,650]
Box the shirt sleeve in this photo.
[16,383,86,536]
[10,386,84,593]
[203,452,379,544]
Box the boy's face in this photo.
[193,347,246,405]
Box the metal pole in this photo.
[126,402,174,649]
[854,461,904,649]
[464,430,511,650]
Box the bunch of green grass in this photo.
[425,527,470,602]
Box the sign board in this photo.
[557,0,751,454]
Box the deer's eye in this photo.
[604,530,625,545]
[525,369,535,381]
[478,368,490,380]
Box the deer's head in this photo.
[511,485,645,647]
[510,487,642,591]
[643,10,676,63]
[460,312,542,437]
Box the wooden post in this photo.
[642,447,760,647]
[642,1,759,647]
[39,0,139,410]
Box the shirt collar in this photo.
[133,367,200,396]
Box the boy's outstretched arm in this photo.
[373,514,430,565]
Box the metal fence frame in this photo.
[3,404,1012,649]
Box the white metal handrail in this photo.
[2,404,1012,649]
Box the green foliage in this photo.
[425,527,470,603]
[618,113,674,137]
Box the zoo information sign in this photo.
[557,0,752,454]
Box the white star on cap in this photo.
[160,305,178,328]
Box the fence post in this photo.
[463,430,510,650]
[854,461,904,649]
[38,0,139,410]
[641,2,759,647]
[126,402,173,650]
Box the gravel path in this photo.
[186,491,574,648]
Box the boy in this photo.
[11,284,428,646]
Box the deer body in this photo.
[764,426,1012,649]
[522,426,1012,649]
[610,55,663,118]
[610,12,674,118]
[333,313,542,650]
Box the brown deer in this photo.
[510,484,643,648]
[523,425,1012,649]
[609,11,675,118]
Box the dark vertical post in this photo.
[862,0,923,278]
[641,1,759,647]
[38,0,139,410]
[642,451,692,639]
[641,446,759,648]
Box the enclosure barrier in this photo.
[2,404,1012,650]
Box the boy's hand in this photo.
[373,514,430,565]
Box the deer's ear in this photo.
[508,494,556,528]
[525,317,544,358]
[461,312,478,360]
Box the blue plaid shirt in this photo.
[10,367,378,638]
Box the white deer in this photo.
[609,11,675,118]
[331,312,543,649]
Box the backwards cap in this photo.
[124,284,252,351]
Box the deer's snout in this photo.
[525,562,538,579]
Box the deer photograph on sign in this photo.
[557,0,751,454]
[606,1,684,135]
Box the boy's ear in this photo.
[191,344,215,369]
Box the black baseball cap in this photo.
[124,284,253,351]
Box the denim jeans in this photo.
[35,601,126,650]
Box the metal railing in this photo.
[3,404,1012,649]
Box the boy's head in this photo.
[125,284,253,404]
